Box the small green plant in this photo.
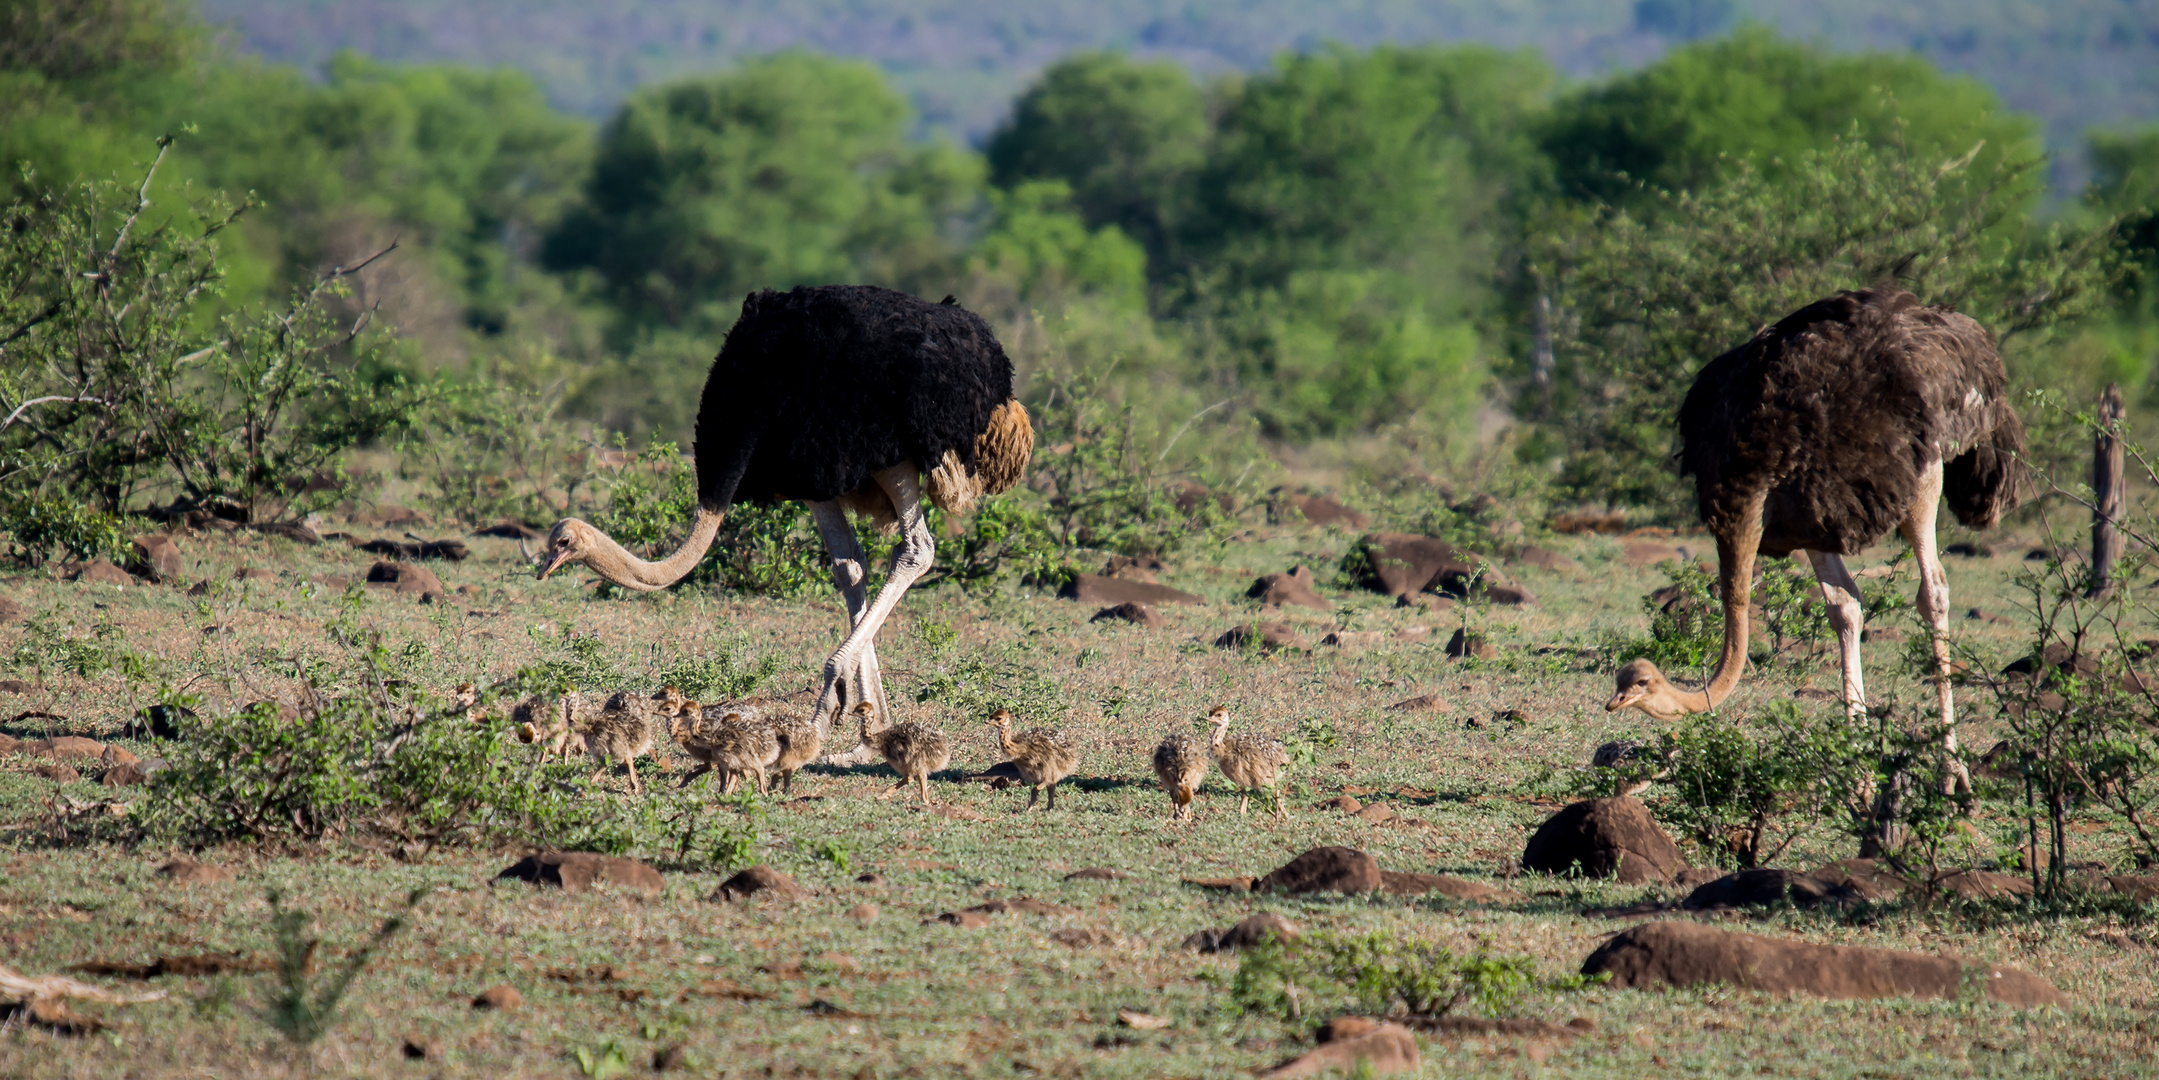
[655,645,780,701]
[573,1038,632,1080]
[1284,716,1340,774]
[1231,930,1592,1023]
[797,837,852,872]
[1653,702,1826,869]
[252,887,424,1049]
[0,495,130,567]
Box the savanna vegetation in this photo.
[8,0,2159,1075]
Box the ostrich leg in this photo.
[1805,550,1869,719]
[812,466,936,761]
[1898,460,1969,794]
[809,501,892,745]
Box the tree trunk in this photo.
[2091,382,2125,598]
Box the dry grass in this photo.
[1,519,2155,1077]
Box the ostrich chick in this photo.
[1151,730,1209,822]
[579,691,666,794]
[987,708,1078,812]
[764,711,824,795]
[672,707,781,794]
[856,701,949,805]
[1206,705,1287,817]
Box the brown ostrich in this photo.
[527,286,1033,763]
[986,708,1078,812]
[1606,287,2023,788]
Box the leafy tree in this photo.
[2088,125,2159,313]
[968,180,1146,309]
[1542,27,2040,208]
[0,0,198,82]
[1525,133,2117,511]
[985,51,1207,275]
[543,51,979,333]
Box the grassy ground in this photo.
[2,516,2156,1078]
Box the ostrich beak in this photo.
[1606,686,1646,712]
[538,547,575,580]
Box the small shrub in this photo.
[253,887,423,1049]
[1231,930,1591,1022]
[0,494,129,567]
[1653,703,1827,869]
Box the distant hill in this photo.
[197,0,2159,186]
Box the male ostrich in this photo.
[531,286,1033,761]
[1605,287,2023,787]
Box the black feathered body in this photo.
[1678,288,2024,557]
[694,285,1016,511]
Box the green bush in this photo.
[0,493,129,566]
[1230,930,1591,1022]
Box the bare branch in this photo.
[107,135,173,265]
[0,395,107,434]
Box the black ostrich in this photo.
[531,285,1033,761]
[1605,287,2024,785]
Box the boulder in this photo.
[1270,491,1370,530]
[1255,846,1383,895]
[713,864,806,902]
[1059,574,1202,607]
[1521,797,1686,884]
[1216,622,1304,652]
[1681,869,1862,910]
[497,852,663,895]
[471,985,522,1010]
[365,560,445,598]
[1090,601,1165,627]
[1264,1022,1420,1077]
[1480,584,1536,606]
[71,559,133,587]
[1582,920,2067,1007]
[1352,533,1487,598]
[1943,542,1994,558]
[1445,629,1496,660]
[1428,566,1529,604]
[129,534,184,582]
[28,736,110,762]
[1394,593,1456,613]
[2090,874,2159,901]
[1100,555,1167,582]
[1248,566,1331,611]
[1063,867,1132,881]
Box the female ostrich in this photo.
[1605,287,2023,786]
[531,286,1033,760]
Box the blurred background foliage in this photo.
[4,0,2159,567]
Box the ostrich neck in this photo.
[1693,492,1765,710]
[582,508,724,591]
[1208,725,1227,752]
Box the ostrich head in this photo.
[529,518,601,580]
[987,708,1014,733]
[653,686,687,717]
[1606,659,1694,721]
[852,701,881,739]
[1205,705,1231,729]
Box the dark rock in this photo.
[1216,622,1304,652]
[129,534,184,582]
[1270,491,1370,530]
[71,559,134,587]
[1090,601,1165,627]
[1218,913,1302,949]
[400,1036,440,1060]
[1318,794,1363,814]
[471,519,542,540]
[1387,694,1443,712]
[1320,630,1384,649]
[29,736,111,762]
[365,560,445,598]
[1682,869,1861,910]
[2091,874,2159,901]
[2001,643,2102,681]
[1943,542,1994,558]
[1059,574,1203,607]
[1352,533,1488,598]
[498,852,663,895]
[713,865,805,902]
[253,521,323,545]
[1248,566,1331,611]
[1591,740,1655,769]
[1582,920,2066,1006]
[936,910,993,928]
[1671,867,1728,889]
[0,677,28,693]
[1521,797,1686,884]
[1378,871,1509,901]
[1255,846,1383,895]
[1445,628,1496,660]
[1355,802,1398,824]
[472,985,521,1010]
[1183,876,1256,892]
[1394,593,1456,613]
[1481,584,1536,606]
